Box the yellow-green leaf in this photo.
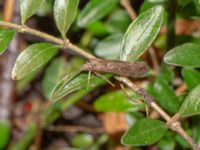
[54,0,79,38]
[120,6,164,61]
[179,84,200,117]
[121,118,168,146]
[12,43,57,80]
[20,0,45,24]
[164,43,200,68]
[50,72,111,101]
[0,29,14,55]
[77,0,118,28]
[94,90,143,112]
[0,121,10,150]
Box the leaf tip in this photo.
[11,71,18,80]
[163,52,171,64]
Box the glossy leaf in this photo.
[12,43,57,80]
[0,121,10,150]
[94,90,143,112]
[54,0,79,38]
[120,6,164,61]
[20,0,45,24]
[42,74,107,127]
[182,68,200,91]
[153,78,181,114]
[0,29,14,55]
[121,118,168,146]
[94,34,123,60]
[42,57,66,99]
[77,0,118,28]
[179,84,200,117]
[164,43,200,68]
[50,72,111,101]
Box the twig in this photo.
[148,47,160,75]
[176,83,187,95]
[0,21,95,60]
[0,21,199,150]
[48,125,104,133]
[120,0,137,20]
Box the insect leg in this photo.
[120,84,142,104]
[94,72,115,87]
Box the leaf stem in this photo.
[0,20,199,150]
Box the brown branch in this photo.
[0,21,95,60]
[148,47,160,75]
[0,21,199,150]
[120,0,137,20]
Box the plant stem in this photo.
[0,21,95,59]
[120,0,137,20]
[166,0,177,50]
[0,21,199,150]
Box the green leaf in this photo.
[106,9,131,33]
[120,6,164,61]
[77,0,118,28]
[54,0,79,38]
[42,75,107,126]
[153,78,181,114]
[94,33,123,60]
[12,43,57,80]
[0,29,14,55]
[192,116,200,147]
[42,57,66,99]
[94,90,143,112]
[50,72,111,101]
[86,21,108,36]
[175,134,190,149]
[71,133,94,148]
[182,68,200,91]
[121,118,168,146]
[178,84,200,117]
[158,132,176,150]
[164,43,200,68]
[20,0,45,24]
[9,124,37,150]
[158,63,174,82]
[126,112,145,126]
[37,0,54,17]
[0,121,10,150]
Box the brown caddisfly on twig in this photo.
[81,58,149,78]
